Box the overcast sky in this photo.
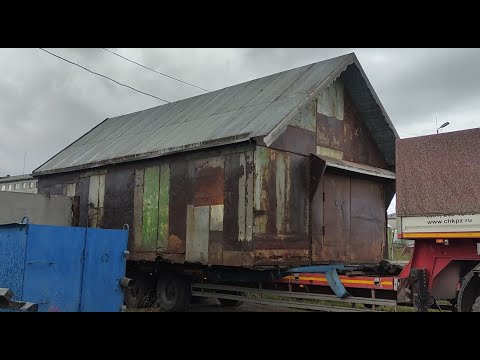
[1,48,479,213]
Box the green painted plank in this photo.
[157,163,170,251]
[142,166,160,251]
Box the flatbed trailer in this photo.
[190,224,480,312]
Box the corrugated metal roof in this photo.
[322,156,396,179]
[34,53,398,175]
[0,174,36,183]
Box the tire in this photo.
[456,268,480,312]
[155,272,191,312]
[218,298,244,307]
[124,278,145,309]
[472,297,480,312]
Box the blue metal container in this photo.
[0,222,128,312]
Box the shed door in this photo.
[350,178,385,262]
[320,173,351,262]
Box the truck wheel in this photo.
[218,296,244,307]
[155,272,191,312]
[472,297,480,312]
[456,269,480,312]
[124,275,155,309]
[124,280,145,309]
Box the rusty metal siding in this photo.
[350,178,385,262]
[208,230,223,265]
[244,151,254,243]
[252,146,310,265]
[316,80,388,170]
[268,125,316,156]
[75,177,90,228]
[193,157,224,207]
[133,169,144,252]
[396,128,480,216]
[311,169,388,263]
[317,114,344,151]
[311,173,324,261]
[167,160,187,254]
[322,173,351,261]
[342,92,387,169]
[223,153,240,252]
[266,151,277,234]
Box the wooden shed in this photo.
[33,53,398,268]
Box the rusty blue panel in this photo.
[22,225,86,312]
[80,228,128,312]
[0,224,27,302]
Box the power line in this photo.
[396,129,422,136]
[38,48,170,103]
[101,48,209,92]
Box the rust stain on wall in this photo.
[342,92,387,169]
[168,160,187,254]
[193,158,224,207]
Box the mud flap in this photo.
[325,269,350,299]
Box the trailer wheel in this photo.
[155,272,191,312]
[218,298,244,307]
[124,275,155,309]
[456,269,480,312]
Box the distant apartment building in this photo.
[0,174,38,194]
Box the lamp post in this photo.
[437,122,450,134]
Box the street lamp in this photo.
[437,122,450,134]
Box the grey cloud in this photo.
[0,48,479,177]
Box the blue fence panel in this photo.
[80,228,128,312]
[0,224,27,301]
[22,225,86,312]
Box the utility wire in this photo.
[38,48,170,103]
[101,48,209,92]
[396,129,422,136]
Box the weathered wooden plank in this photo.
[266,150,277,234]
[64,183,76,197]
[317,80,344,120]
[185,205,195,261]
[98,174,105,208]
[224,153,240,251]
[142,166,159,251]
[208,230,223,265]
[88,175,99,228]
[245,151,254,242]
[193,157,224,207]
[276,152,286,234]
[185,205,209,264]
[168,160,187,254]
[238,153,246,241]
[157,163,170,251]
[75,177,90,228]
[284,155,291,233]
[210,204,224,231]
[254,146,268,211]
[186,160,195,205]
[97,174,105,227]
[254,146,269,234]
